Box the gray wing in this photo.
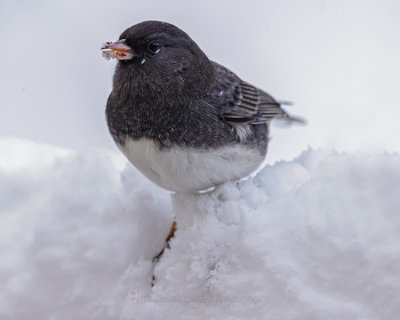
[209,62,300,125]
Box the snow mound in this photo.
[1,138,400,319]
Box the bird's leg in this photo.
[152,221,176,287]
[152,220,177,264]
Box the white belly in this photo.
[118,138,265,193]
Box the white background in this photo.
[1,0,399,162]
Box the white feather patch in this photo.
[231,123,254,142]
[118,138,265,193]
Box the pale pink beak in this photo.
[101,39,134,60]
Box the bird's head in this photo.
[102,21,214,98]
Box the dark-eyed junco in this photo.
[102,21,301,193]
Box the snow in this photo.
[1,137,400,319]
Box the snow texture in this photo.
[1,137,400,320]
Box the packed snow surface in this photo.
[1,137,399,319]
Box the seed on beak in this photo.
[101,39,134,60]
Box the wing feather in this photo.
[209,62,301,125]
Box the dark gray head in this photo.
[103,21,215,100]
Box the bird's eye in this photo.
[148,41,161,54]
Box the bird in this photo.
[102,20,301,194]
